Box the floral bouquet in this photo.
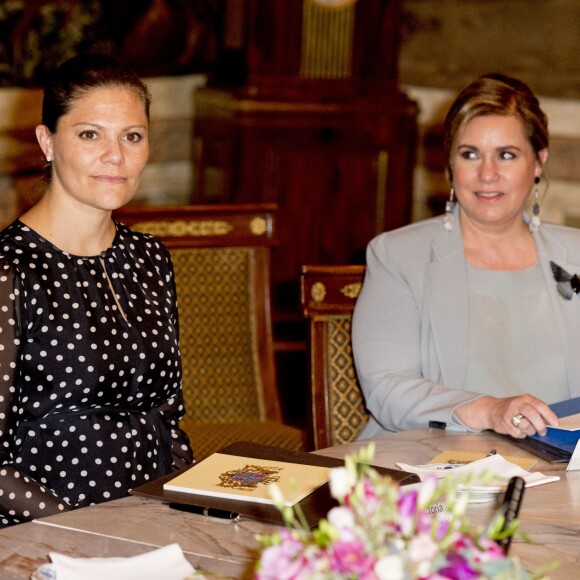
[254,444,549,580]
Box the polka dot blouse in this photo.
[0,220,193,527]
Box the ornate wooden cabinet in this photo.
[191,0,418,317]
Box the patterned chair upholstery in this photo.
[300,265,369,450]
[114,204,307,460]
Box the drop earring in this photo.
[529,176,541,232]
[443,187,455,232]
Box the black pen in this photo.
[168,502,241,522]
[497,476,526,554]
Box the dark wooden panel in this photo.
[192,88,418,314]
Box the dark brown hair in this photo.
[41,52,151,133]
[40,53,151,181]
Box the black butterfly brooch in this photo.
[550,261,580,300]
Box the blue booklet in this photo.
[526,396,580,460]
[549,396,580,419]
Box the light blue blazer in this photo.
[352,207,580,438]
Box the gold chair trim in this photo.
[249,217,267,236]
[340,282,361,299]
[311,282,327,303]
[131,220,234,237]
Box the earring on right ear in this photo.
[530,176,541,232]
[443,187,455,232]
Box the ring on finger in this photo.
[511,414,524,429]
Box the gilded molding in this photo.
[340,282,361,299]
[311,282,327,303]
[131,220,234,237]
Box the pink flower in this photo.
[330,539,376,578]
[254,445,527,580]
[362,477,380,511]
[256,531,307,580]
[468,537,505,564]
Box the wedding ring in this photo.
[511,414,524,429]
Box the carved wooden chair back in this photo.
[114,204,306,460]
[300,264,368,450]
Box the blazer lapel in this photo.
[536,228,580,399]
[426,219,470,388]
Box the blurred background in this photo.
[0,0,578,427]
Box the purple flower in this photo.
[434,518,451,542]
[398,489,419,536]
[436,554,479,580]
[415,508,434,535]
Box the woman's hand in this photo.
[455,395,559,438]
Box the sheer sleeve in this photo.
[156,246,194,469]
[0,261,69,527]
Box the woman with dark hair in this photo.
[352,73,580,439]
[0,53,193,527]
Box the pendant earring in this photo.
[443,187,456,232]
[529,176,541,232]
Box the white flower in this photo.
[408,533,438,563]
[374,554,405,580]
[391,537,405,552]
[327,506,354,529]
[327,506,356,539]
[451,488,470,517]
[267,484,285,509]
[417,477,438,508]
[329,466,356,500]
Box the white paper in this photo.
[31,543,197,580]
[566,440,580,472]
[396,454,560,489]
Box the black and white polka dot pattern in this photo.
[0,221,193,527]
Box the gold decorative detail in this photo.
[131,220,234,237]
[341,282,361,299]
[311,282,327,303]
[218,464,282,492]
[250,217,267,236]
[300,0,355,79]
